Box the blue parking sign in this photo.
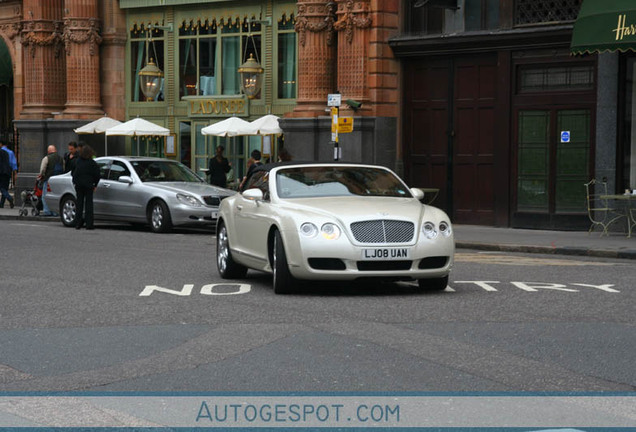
[560,130,570,143]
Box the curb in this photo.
[0,214,59,222]
[456,241,636,260]
[3,214,636,260]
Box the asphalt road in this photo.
[0,220,634,392]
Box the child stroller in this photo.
[18,179,43,217]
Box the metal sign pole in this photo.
[328,93,342,161]
[333,106,339,161]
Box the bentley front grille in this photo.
[350,220,415,243]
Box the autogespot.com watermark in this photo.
[1,394,636,429]
[195,400,400,424]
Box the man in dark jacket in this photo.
[72,145,101,230]
[0,148,13,208]
[64,141,79,173]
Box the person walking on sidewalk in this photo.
[38,145,64,216]
[72,145,100,230]
[0,141,17,188]
[0,146,14,208]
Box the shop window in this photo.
[514,0,581,26]
[517,64,594,93]
[555,110,590,213]
[622,57,636,191]
[465,0,499,31]
[277,14,297,99]
[178,17,261,99]
[137,136,164,157]
[179,121,192,168]
[130,24,165,102]
[517,111,550,212]
[408,3,444,35]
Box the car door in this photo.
[234,171,274,265]
[93,159,112,217]
[99,160,146,221]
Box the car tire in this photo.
[272,230,296,294]
[418,275,449,291]
[216,222,248,279]
[149,200,172,233]
[60,195,77,227]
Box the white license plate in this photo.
[361,248,411,260]
[211,211,219,219]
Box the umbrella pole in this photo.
[104,134,108,156]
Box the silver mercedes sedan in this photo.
[44,156,235,232]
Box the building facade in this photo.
[4,0,401,197]
[389,0,610,230]
[2,0,633,230]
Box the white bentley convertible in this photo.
[216,163,454,294]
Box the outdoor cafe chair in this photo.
[584,179,626,236]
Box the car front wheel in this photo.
[60,195,77,227]
[217,222,247,279]
[149,200,172,233]
[418,275,449,291]
[272,230,296,294]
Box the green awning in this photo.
[571,0,636,54]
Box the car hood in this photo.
[142,182,234,197]
[279,196,427,222]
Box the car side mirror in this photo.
[243,188,263,201]
[118,176,133,184]
[410,188,424,201]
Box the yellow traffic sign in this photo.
[338,117,354,133]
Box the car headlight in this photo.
[422,221,438,239]
[300,222,318,238]
[321,223,341,240]
[176,193,202,207]
[439,221,452,237]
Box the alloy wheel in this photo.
[62,199,76,225]
[151,204,163,230]
[217,226,229,273]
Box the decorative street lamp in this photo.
[238,53,264,99]
[139,58,163,101]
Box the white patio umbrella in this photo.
[201,116,255,137]
[247,114,283,135]
[105,117,170,156]
[74,115,122,156]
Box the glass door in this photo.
[516,108,591,216]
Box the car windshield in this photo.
[131,160,203,183]
[276,166,411,199]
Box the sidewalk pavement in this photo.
[1,206,635,260]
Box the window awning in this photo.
[571,0,636,54]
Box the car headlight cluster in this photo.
[300,222,341,240]
[176,193,202,207]
[421,221,452,239]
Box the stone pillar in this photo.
[290,0,337,117]
[99,0,127,121]
[334,0,371,113]
[58,0,103,118]
[20,0,65,119]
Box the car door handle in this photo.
[103,183,110,188]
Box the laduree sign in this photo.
[184,96,248,118]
